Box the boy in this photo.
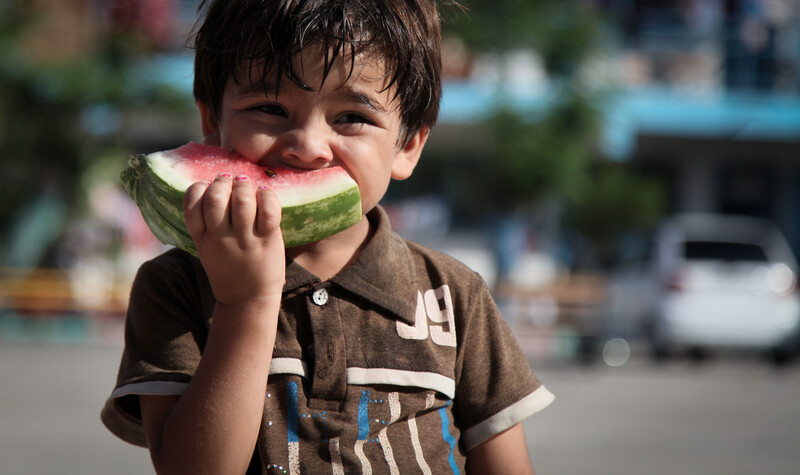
[101,0,554,473]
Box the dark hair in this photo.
[192,0,445,146]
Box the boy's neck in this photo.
[286,216,373,281]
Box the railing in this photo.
[629,19,800,95]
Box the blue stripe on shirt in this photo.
[439,400,460,474]
[287,381,299,443]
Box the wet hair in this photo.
[192,0,445,146]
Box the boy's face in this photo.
[198,48,428,218]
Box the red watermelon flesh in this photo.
[121,142,363,251]
[157,142,356,207]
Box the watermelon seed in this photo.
[264,168,277,178]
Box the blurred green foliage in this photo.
[442,0,606,212]
[0,2,190,265]
[483,91,600,207]
[443,0,666,268]
[565,162,666,268]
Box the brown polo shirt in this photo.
[101,206,554,473]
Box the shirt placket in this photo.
[306,283,348,409]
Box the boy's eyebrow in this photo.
[341,88,388,113]
[235,80,278,98]
[234,79,388,113]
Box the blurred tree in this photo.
[443,0,605,208]
[0,0,190,267]
[439,0,604,279]
[564,162,666,269]
[481,91,600,208]
[441,0,667,273]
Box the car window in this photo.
[683,240,768,262]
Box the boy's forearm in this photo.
[147,298,281,475]
[465,423,535,475]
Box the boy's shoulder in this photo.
[130,248,212,305]
[136,247,203,279]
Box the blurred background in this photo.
[1,0,800,474]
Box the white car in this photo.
[645,214,800,362]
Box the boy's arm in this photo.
[140,175,285,475]
[465,423,535,475]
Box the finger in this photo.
[183,181,211,241]
[230,175,257,241]
[203,173,233,232]
[255,185,283,238]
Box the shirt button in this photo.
[312,288,329,306]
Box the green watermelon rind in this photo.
[122,156,196,253]
[122,153,362,255]
[279,187,361,245]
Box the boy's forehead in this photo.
[233,47,392,96]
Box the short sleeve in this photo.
[100,249,213,447]
[453,274,555,451]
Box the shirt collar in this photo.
[283,206,419,325]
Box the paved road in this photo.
[527,357,800,475]
[1,337,799,474]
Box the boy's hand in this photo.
[183,173,285,305]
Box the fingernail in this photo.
[201,180,212,185]
[259,185,271,190]
[235,175,249,181]
[219,173,232,178]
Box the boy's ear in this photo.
[391,127,429,181]
[197,101,221,146]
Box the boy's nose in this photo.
[279,121,334,166]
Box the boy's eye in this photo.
[253,104,287,117]
[337,113,373,125]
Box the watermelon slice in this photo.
[121,142,362,253]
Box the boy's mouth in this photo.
[258,159,339,174]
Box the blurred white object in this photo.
[603,337,631,367]
[646,213,800,361]
[426,234,498,290]
[508,252,560,289]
